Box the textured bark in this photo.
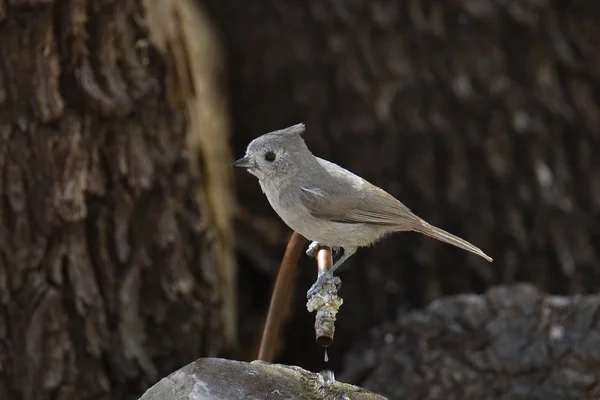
[200,0,600,371]
[0,1,234,399]
[341,284,600,400]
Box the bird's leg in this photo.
[307,246,357,298]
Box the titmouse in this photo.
[233,123,492,298]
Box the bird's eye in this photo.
[264,151,276,162]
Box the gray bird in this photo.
[233,123,493,298]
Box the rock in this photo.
[341,284,600,400]
[140,358,386,400]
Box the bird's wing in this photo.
[299,159,419,226]
[300,159,494,263]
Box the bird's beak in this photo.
[233,157,253,169]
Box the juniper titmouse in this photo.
[234,123,493,298]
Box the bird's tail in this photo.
[413,220,493,262]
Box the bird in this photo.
[233,123,492,298]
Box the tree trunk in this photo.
[0,1,235,399]
[199,0,600,372]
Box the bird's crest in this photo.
[268,123,305,137]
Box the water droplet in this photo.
[319,369,336,387]
[324,347,329,362]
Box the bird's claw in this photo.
[306,241,320,258]
[306,242,342,259]
[307,271,341,299]
[306,274,327,299]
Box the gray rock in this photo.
[140,358,386,400]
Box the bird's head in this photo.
[233,123,312,183]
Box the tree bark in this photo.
[0,1,234,399]
[199,0,600,372]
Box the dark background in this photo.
[198,0,600,374]
[1,1,598,399]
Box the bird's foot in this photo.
[306,274,327,299]
[306,242,342,258]
[306,241,320,258]
[306,271,340,299]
